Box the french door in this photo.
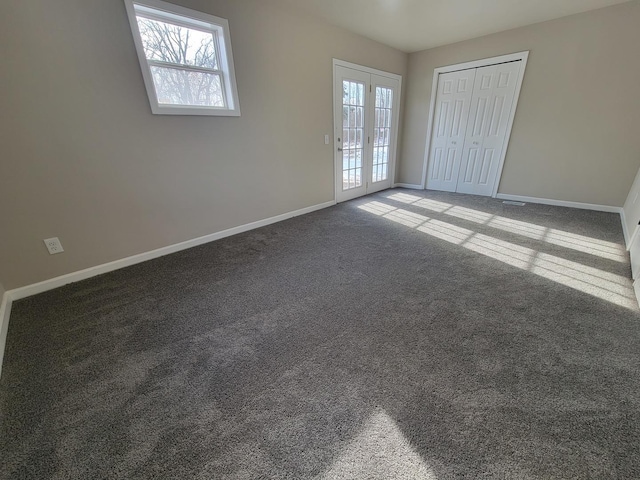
[334,63,401,203]
[426,59,524,197]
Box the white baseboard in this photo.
[0,292,13,378]
[495,194,623,214]
[8,200,336,302]
[393,183,423,190]
[0,199,336,377]
[497,194,627,253]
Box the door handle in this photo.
[473,141,479,145]
[338,147,343,152]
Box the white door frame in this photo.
[420,51,529,198]
[332,59,402,203]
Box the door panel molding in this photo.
[421,51,529,197]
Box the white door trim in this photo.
[333,59,402,82]
[332,59,402,202]
[420,51,529,197]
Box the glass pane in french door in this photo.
[342,80,365,190]
[372,87,393,183]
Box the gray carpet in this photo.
[1,188,640,479]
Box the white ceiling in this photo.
[275,0,632,52]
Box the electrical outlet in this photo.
[324,134,330,145]
[44,237,64,255]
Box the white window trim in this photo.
[124,0,241,116]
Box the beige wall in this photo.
[0,0,407,290]
[399,1,640,206]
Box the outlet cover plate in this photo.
[44,237,64,255]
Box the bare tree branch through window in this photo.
[136,16,224,107]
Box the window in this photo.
[124,0,240,116]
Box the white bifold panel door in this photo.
[427,61,522,196]
[426,69,476,192]
[334,64,401,203]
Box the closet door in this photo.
[426,69,476,192]
[456,61,521,196]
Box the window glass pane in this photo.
[150,66,224,107]
[136,16,218,69]
[376,87,384,108]
[349,82,357,104]
[357,107,364,127]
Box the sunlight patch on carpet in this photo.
[385,192,627,262]
[359,200,637,310]
[319,409,437,480]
